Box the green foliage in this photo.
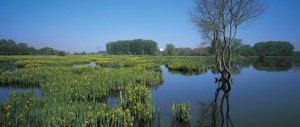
[171,47,212,56]
[294,51,300,57]
[236,44,254,57]
[165,60,213,75]
[0,39,65,55]
[0,59,16,73]
[39,47,55,55]
[0,55,251,126]
[0,91,134,127]
[253,41,294,56]
[106,39,158,55]
[171,103,191,124]
[0,55,165,126]
[209,37,242,55]
[57,51,66,56]
[176,48,193,56]
[164,43,176,56]
[163,56,215,75]
[119,83,154,122]
[209,38,222,54]
[231,38,243,55]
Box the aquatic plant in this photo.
[171,103,191,123]
[0,55,163,126]
[119,83,154,122]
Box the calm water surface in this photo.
[152,64,300,127]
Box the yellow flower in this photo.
[171,104,175,111]
[96,111,101,116]
[70,112,76,119]
[87,111,93,117]
[112,113,115,118]
[51,117,55,124]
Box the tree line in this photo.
[1,38,296,57]
[163,44,210,56]
[106,39,158,55]
[163,40,296,57]
[0,39,66,55]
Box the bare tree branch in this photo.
[190,0,267,77]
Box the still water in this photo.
[152,63,300,127]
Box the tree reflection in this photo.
[210,60,251,76]
[168,69,209,76]
[197,77,233,127]
[252,57,293,71]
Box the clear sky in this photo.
[0,0,299,52]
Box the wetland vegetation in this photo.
[1,55,299,126]
[0,55,218,126]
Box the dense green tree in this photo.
[236,45,254,57]
[0,39,65,55]
[209,39,222,55]
[57,51,66,56]
[175,48,193,56]
[231,38,243,55]
[106,39,158,55]
[0,39,17,55]
[164,43,176,56]
[192,47,210,56]
[40,47,55,55]
[253,41,294,56]
[16,43,29,55]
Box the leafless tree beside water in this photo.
[190,0,267,79]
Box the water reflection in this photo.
[168,69,208,76]
[252,57,293,71]
[210,61,251,75]
[230,60,251,75]
[197,77,233,127]
[192,57,298,76]
[72,61,97,68]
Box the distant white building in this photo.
[159,48,164,52]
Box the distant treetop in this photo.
[106,39,158,55]
[0,39,65,55]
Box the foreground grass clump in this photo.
[0,91,134,126]
[171,103,191,124]
[119,83,154,122]
[165,56,215,75]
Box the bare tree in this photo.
[190,0,266,79]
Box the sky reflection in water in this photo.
[152,62,300,127]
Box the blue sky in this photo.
[0,0,299,52]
